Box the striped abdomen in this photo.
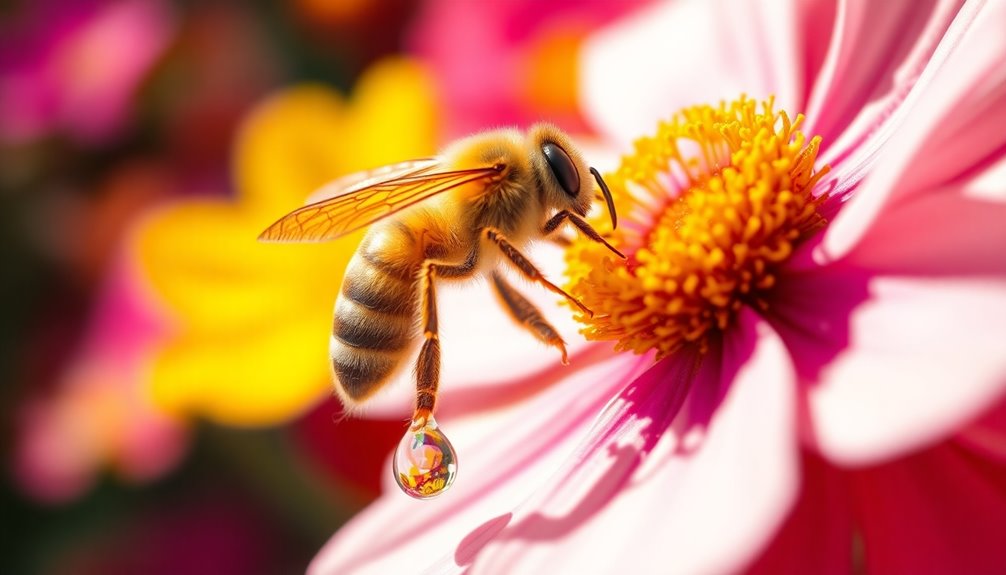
[330,221,421,403]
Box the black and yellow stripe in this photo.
[330,224,421,401]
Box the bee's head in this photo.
[528,123,617,229]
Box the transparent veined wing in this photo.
[303,158,439,205]
[258,160,502,242]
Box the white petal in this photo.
[580,0,803,148]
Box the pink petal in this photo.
[837,161,1006,277]
[770,2,1006,466]
[957,396,1006,464]
[14,256,187,501]
[15,397,101,502]
[820,0,1006,258]
[54,0,176,143]
[809,0,963,165]
[471,310,799,574]
[746,453,855,575]
[851,439,1006,573]
[772,268,1006,465]
[581,0,813,148]
[774,107,1006,464]
[309,351,648,575]
[0,0,175,143]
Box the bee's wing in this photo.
[258,160,501,242]
[303,158,439,205]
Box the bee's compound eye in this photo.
[542,142,580,197]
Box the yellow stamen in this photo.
[566,96,829,359]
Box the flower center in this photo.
[566,96,830,358]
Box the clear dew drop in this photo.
[393,416,458,499]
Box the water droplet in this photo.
[393,416,457,499]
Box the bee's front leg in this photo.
[542,211,625,259]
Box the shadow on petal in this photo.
[768,238,870,384]
[465,311,799,574]
[454,513,512,567]
[482,324,749,543]
[308,352,649,575]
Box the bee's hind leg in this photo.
[413,262,441,430]
[413,253,477,429]
[490,271,568,365]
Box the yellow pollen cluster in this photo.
[565,96,829,358]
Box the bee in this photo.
[259,123,623,430]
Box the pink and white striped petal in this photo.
[819,0,1006,257]
[774,272,1006,466]
[471,311,799,574]
[309,350,647,575]
[809,0,964,169]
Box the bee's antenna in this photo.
[590,167,618,230]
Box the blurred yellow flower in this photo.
[134,58,440,426]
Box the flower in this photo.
[312,1,1006,573]
[133,57,440,426]
[407,0,653,138]
[14,255,186,503]
[0,0,175,144]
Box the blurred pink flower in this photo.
[312,0,1006,573]
[407,0,652,138]
[14,253,187,503]
[0,0,174,144]
[47,491,295,575]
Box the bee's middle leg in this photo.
[483,227,593,317]
[490,271,568,364]
[412,254,477,429]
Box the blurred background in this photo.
[0,1,649,573]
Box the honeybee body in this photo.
[260,124,622,427]
[332,129,553,405]
[331,219,424,403]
